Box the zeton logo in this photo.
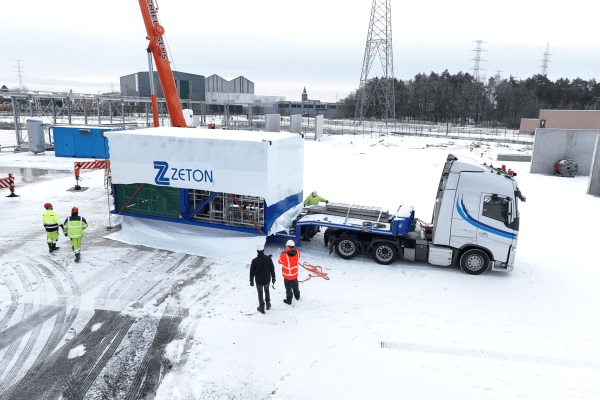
[153,161,213,186]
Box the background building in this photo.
[205,75,254,94]
[120,71,205,101]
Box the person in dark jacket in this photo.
[250,243,276,314]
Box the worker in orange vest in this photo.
[278,240,301,304]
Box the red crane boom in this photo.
[138,0,187,128]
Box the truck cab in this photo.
[431,154,525,274]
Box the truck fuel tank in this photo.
[428,245,453,266]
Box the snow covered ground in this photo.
[0,131,598,399]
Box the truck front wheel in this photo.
[372,242,398,265]
[335,236,359,259]
[459,249,490,275]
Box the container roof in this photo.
[106,127,299,142]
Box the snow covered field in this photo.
[0,130,598,399]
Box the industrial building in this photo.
[205,75,254,95]
[120,71,205,101]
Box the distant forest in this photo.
[339,71,600,129]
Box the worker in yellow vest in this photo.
[302,191,329,241]
[63,207,88,262]
[43,203,63,253]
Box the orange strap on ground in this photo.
[299,262,329,283]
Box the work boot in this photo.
[48,243,53,253]
[283,299,292,305]
[257,304,265,314]
[52,243,60,251]
[295,294,300,301]
[266,301,271,310]
[75,253,80,263]
[301,237,311,242]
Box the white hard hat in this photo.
[257,243,264,251]
[312,190,317,196]
[286,240,295,247]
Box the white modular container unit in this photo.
[105,127,304,234]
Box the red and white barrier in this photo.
[71,160,111,191]
[0,173,18,197]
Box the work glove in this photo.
[250,281,254,287]
[272,280,276,289]
[325,200,329,204]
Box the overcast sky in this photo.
[2,0,600,102]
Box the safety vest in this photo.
[304,194,326,206]
[63,216,88,238]
[43,210,61,231]
[279,249,301,280]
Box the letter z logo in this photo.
[154,161,170,186]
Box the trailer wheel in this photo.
[335,236,359,259]
[459,249,490,275]
[372,242,398,265]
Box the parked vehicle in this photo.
[285,154,526,275]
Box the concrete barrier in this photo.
[265,114,281,132]
[497,154,532,162]
[290,115,302,133]
[530,129,600,175]
[587,135,600,196]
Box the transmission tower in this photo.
[471,40,487,81]
[354,0,395,124]
[11,60,25,91]
[540,43,551,76]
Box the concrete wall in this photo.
[539,110,600,130]
[265,114,281,132]
[315,115,323,140]
[290,115,302,133]
[530,129,600,175]
[519,118,539,133]
[497,154,532,162]
[587,135,600,196]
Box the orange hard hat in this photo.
[72,207,79,213]
[44,203,52,209]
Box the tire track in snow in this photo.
[0,275,19,331]
[0,265,33,382]
[41,257,81,344]
[27,261,67,369]
[1,310,131,400]
[125,310,183,400]
[0,264,47,392]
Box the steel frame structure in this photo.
[355,0,395,125]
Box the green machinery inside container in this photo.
[116,184,181,220]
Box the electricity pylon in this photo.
[354,0,395,124]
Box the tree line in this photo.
[339,71,600,129]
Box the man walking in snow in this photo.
[42,203,63,253]
[279,240,301,305]
[250,243,276,314]
[63,207,88,263]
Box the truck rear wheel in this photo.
[335,236,359,259]
[372,242,398,265]
[459,249,490,275]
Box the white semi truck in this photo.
[288,154,526,275]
